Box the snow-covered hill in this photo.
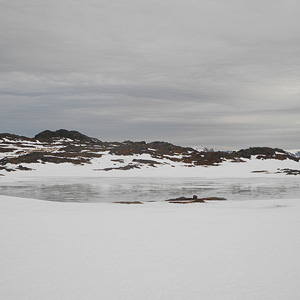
[0,129,299,178]
[286,149,300,158]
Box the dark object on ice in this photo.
[16,165,33,171]
[113,201,144,204]
[200,197,227,201]
[251,170,269,174]
[166,195,227,204]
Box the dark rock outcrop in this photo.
[0,133,34,142]
[109,141,148,155]
[235,147,297,161]
[166,195,227,204]
[113,201,143,204]
[109,140,192,157]
[277,168,300,175]
[34,129,101,144]
[132,159,162,167]
[0,129,299,173]
[0,151,90,165]
[0,147,16,153]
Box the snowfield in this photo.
[1,154,300,181]
[1,195,300,300]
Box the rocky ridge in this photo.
[0,129,299,175]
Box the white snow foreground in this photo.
[1,195,300,300]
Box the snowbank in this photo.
[1,195,300,300]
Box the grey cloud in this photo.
[0,0,300,149]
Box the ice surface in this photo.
[1,176,300,203]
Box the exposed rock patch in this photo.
[34,129,101,143]
[98,165,141,171]
[236,147,297,161]
[0,147,17,153]
[113,201,143,204]
[166,195,227,204]
[277,168,300,175]
[16,165,34,171]
[132,159,162,167]
[0,133,33,142]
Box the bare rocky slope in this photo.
[0,129,299,175]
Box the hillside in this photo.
[0,129,299,177]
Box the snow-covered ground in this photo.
[1,154,300,180]
[1,195,300,300]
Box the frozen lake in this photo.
[1,176,300,202]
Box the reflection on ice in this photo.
[0,177,300,203]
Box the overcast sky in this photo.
[0,0,299,149]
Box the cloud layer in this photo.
[1,0,300,149]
